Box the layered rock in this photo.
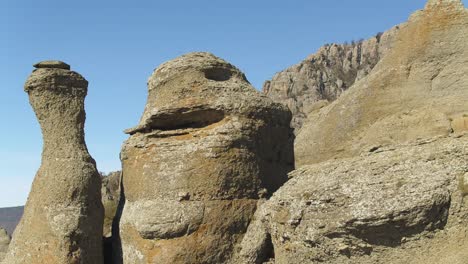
[235,134,468,264]
[114,52,294,263]
[263,26,400,132]
[2,61,104,264]
[295,0,468,166]
[0,228,10,262]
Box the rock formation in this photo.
[0,228,10,262]
[263,26,400,132]
[114,52,294,263]
[235,134,468,264]
[295,0,468,166]
[101,171,121,238]
[235,1,468,263]
[2,61,104,264]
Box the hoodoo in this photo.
[2,61,104,264]
[114,52,294,263]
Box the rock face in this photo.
[0,228,10,262]
[115,52,294,263]
[263,26,400,132]
[235,135,468,264]
[101,171,121,238]
[295,0,468,166]
[2,62,104,264]
[234,1,468,263]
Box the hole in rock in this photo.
[203,67,233,81]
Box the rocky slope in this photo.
[263,26,400,132]
[295,0,468,166]
[235,1,468,263]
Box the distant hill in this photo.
[0,206,24,235]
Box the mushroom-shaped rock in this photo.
[114,52,294,263]
[2,62,104,264]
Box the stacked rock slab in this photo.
[2,61,104,264]
[295,0,468,166]
[115,52,294,263]
[0,228,10,262]
[235,1,468,263]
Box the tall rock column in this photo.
[3,61,104,264]
[114,52,294,263]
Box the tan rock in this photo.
[2,62,104,264]
[295,0,468,166]
[114,52,294,264]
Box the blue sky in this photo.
[0,0,444,207]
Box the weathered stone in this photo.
[0,228,10,262]
[114,52,294,263]
[234,134,468,264]
[2,62,104,264]
[101,171,121,238]
[263,25,400,132]
[33,60,70,70]
[295,0,468,166]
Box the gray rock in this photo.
[33,60,70,70]
[234,134,468,264]
[114,52,294,264]
[2,62,104,264]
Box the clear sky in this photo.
[1,0,448,207]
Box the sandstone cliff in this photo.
[3,61,104,264]
[263,26,400,132]
[114,52,294,264]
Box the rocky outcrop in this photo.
[234,1,468,263]
[235,134,468,264]
[263,26,400,132]
[114,52,294,263]
[295,0,468,166]
[2,62,104,264]
[0,228,10,262]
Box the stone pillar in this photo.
[3,61,104,264]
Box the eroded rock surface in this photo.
[2,62,104,264]
[101,171,121,238]
[235,134,468,264]
[0,228,10,262]
[263,26,400,132]
[114,52,294,263]
[295,0,468,166]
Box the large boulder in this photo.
[295,0,468,166]
[0,228,10,262]
[235,134,468,264]
[2,62,104,264]
[114,52,294,263]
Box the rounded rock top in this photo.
[33,60,71,70]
